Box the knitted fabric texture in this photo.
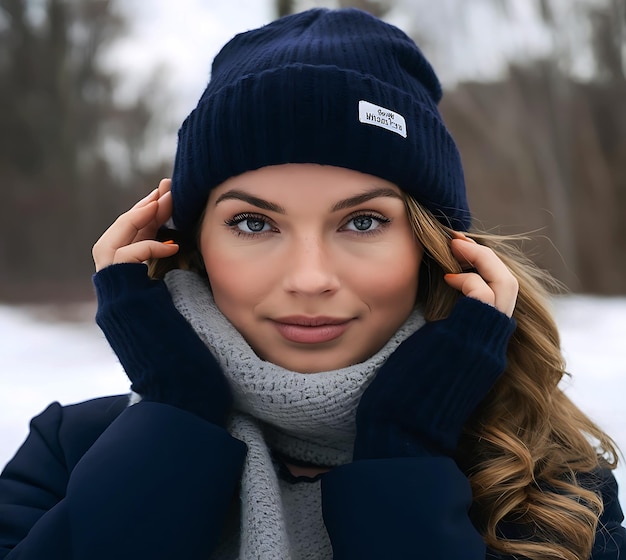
[161,269,425,559]
[171,7,470,233]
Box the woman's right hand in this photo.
[92,178,179,271]
[92,180,233,427]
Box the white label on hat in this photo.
[358,100,407,138]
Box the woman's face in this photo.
[199,164,423,373]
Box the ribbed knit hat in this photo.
[171,8,470,233]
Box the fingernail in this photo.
[162,239,176,245]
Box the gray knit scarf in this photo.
[160,269,425,559]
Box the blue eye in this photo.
[343,213,389,233]
[239,217,270,233]
[225,213,274,236]
[351,216,374,231]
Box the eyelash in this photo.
[340,211,391,236]
[224,213,277,238]
[224,211,391,238]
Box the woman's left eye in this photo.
[342,213,390,233]
[238,217,271,233]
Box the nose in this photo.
[282,236,341,296]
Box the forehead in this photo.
[207,163,404,208]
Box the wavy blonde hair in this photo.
[150,195,618,559]
[404,195,619,560]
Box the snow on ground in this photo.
[1,296,625,512]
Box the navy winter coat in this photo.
[0,395,624,559]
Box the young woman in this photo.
[0,8,623,560]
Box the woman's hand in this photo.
[92,179,233,427]
[92,178,179,271]
[443,233,518,318]
[354,233,518,460]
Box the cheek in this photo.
[358,243,422,308]
[200,242,271,315]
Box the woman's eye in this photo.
[343,214,389,233]
[351,216,374,231]
[239,217,270,233]
[225,213,274,235]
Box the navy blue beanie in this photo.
[171,8,470,233]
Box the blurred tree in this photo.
[441,0,626,292]
[275,0,392,18]
[0,0,169,301]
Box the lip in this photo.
[271,316,353,344]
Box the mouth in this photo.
[271,316,354,344]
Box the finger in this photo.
[131,179,169,212]
[444,272,496,308]
[156,178,171,198]
[450,239,514,286]
[137,180,172,236]
[450,239,502,272]
[110,240,179,268]
[93,202,160,269]
[131,188,159,210]
[107,200,160,246]
[449,239,518,316]
[155,190,173,227]
[450,231,476,244]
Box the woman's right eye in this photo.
[225,213,274,236]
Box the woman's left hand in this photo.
[443,234,518,318]
[353,233,519,460]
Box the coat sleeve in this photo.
[321,459,626,560]
[589,468,625,559]
[321,456,486,559]
[0,398,246,560]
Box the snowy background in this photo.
[1,296,624,513]
[1,0,623,531]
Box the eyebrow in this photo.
[330,187,403,212]
[214,190,286,214]
[214,186,402,213]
